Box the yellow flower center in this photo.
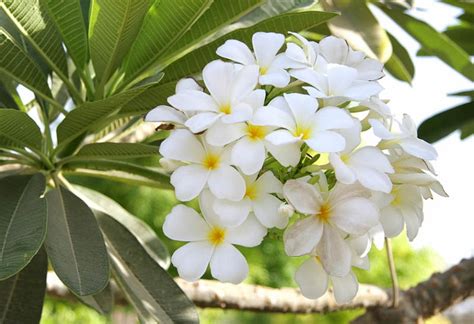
[390,188,401,206]
[246,124,267,141]
[340,154,350,163]
[259,66,268,75]
[294,124,312,140]
[219,104,232,114]
[316,203,332,223]
[245,183,258,200]
[208,227,226,246]
[203,153,220,170]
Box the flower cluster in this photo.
[146,32,447,303]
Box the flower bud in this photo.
[278,203,294,219]
[159,158,181,173]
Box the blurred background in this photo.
[37,0,473,323]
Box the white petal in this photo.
[265,129,300,145]
[399,138,438,160]
[331,197,379,235]
[256,171,282,194]
[242,89,265,110]
[317,226,352,277]
[253,194,287,229]
[266,141,301,167]
[159,129,205,163]
[353,166,393,193]
[314,107,353,131]
[231,138,266,175]
[176,78,202,92]
[226,214,267,247]
[172,241,213,281]
[210,243,248,284]
[291,69,327,92]
[295,258,329,300]
[304,85,327,98]
[284,93,318,125]
[231,64,259,102]
[355,59,384,80]
[203,60,233,106]
[283,216,323,256]
[305,130,346,153]
[344,81,383,100]
[283,180,322,215]
[145,105,186,124]
[369,119,394,140]
[402,206,421,241]
[205,121,246,146]
[171,165,209,201]
[349,234,371,257]
[185,112,220,133]
[221,103,253,124]
[163,205,209,241]
[208,165,245,201]
[379,206,404,238]
[319,36,348,64]
[285,42,309,65]
[327,64,357,96]
[252,106,295,129]
[253,32,284,68]
[329,153,357,184]
[331,272,358,304]
[259,70,290,87]
[350,147,394,173]
[216,39,255,65]
[168,90,218,112]
[198,189,221,227]
[213,198,251,227]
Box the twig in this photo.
[385,237,400,308]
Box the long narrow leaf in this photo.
[0,109,43,152]
[385,32,414,83]
[74,143,158,160]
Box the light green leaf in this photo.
[77,283,114,314]
[1,0,68,75]
[0,248,47,324]
[70,185,170,269]
[0,29,52,101]
[321,0,392,62]
[418,101,474,143]
[45,187,109,296]
[89,0,150,84]
[97,213,198,324]
[449,90,474,98]
[74,143,158,160]
[161,10,337,83]
[0,174,47,280]
[381,6,474,81]
[0,109,43,152]
[43,0,89,69]
[56,82,162,151]
[385,32,414,83]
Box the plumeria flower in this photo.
[217,32,290,87]
[168,60,259,133]
[213,171,287,229]
[253,93,354,155]
[160,129,245,201]
[360,96,392,120]
[370,114,438,161]
[205,90,300,173]
[163,191,267,283]
[372,184,424,241]
[329,120,395,193]
[285,32,324,71]
[283,180,379,276]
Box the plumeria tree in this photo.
[0,1,472,324]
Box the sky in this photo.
[371,0,474,266]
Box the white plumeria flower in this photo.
[159,158,184,173]
[285,32,324,71]
[283,180,379,276]
[213,171,287,229]
[329,120,395,193]
[291,63,383,106]
[372,184,424,241]
[160,129,245,201]
[164,191,267,283]
[216,32,290,87]
[253,93,354,156]
[360,96,392,119]
[167,60,259,133]
[205,90,300,173]
[370,114,438,161]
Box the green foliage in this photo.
[385,32,414,83]
[0,109,43,152]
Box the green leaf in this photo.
[0,82,19,109]
[97,213,198,324]
[321,0,392,62]
[77,283,114,314]
[70,184,170,269]
[381,6,474,81]
[418,101,474,143]
[460,118,474,140]
[43,0,89,69]
[444,25,474,55]
[0,109,43,152]
[56,82,162,151]
[0,247,47,324]
[0,29,52,100]
[74,143,158,160]
[385,32,414,83]
[442,0,474,13]
[122,0,262,85]
[89,0,150,84]
[45,187,109,296]
[0,174,47,280]
[162,10,337,83]
[1,0,68,76]
[449,90,474,98]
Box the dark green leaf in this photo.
[162,10,337,83]
[460,118,474,140]
[97,213,198,324]
[0,248,47,324]
[445,25,474,55]
[418,101,474,143]
[385,32,414,83]
[0,174,46,280]
[89,0,150,83]
[45,187,109,296]
[75,143,158,160]
[0,82,19,109]
[449,90,474,98]
[0,109,43,152]
[77,283,114,314]
[442,0,474,13]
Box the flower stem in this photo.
[385,237,400,307]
